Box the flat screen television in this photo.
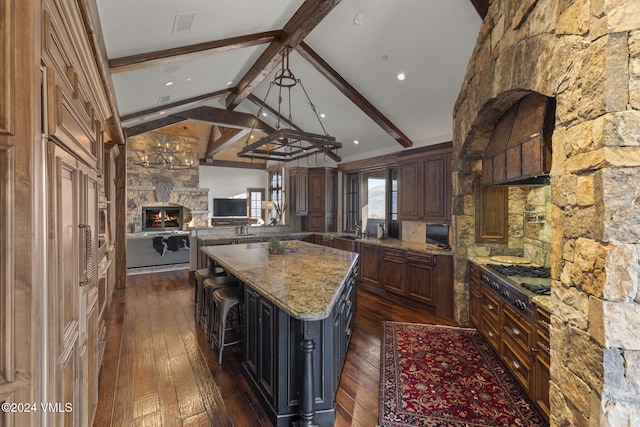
[426,223,450,249]
[213,198,247,217]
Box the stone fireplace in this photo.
[126,132,209,231]
[452,0,640,425]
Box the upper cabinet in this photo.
[291,167,337,232]
[398,143,452,224]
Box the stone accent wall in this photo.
[126,133,209,231]
[452,0,640,425]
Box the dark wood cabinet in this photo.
[475,175,508,243]
[381,248,405,294]
[469,262,549,421]
[405,252,436,307]
[299,168,337,232]
[533,306,551,419]
[289,167,309,215]
[359,244,381,287]
[398,146,452,223]
[332,236,356,252]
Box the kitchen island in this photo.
[200,241,359,427]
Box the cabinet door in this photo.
[245,288,277,405]
[291,170,309,216]
[475,175,508,243]
[405,252,435,306]
[398,159,421,220]
[381,249,405,294]
[421,153,451,223]
[307,171,325,214]
[359,244,381,288]
[332,237,355,252]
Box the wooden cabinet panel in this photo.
[289,168,309,215]
[405,252,435,307]
[534,306,551,419]
[332,237,356,252]
[398,146,452,223]
[475,174,508,243]
[359,244,381,288]
[422,154,451,222]
[398,159,421,220]
[381,248,405,294]
[300,168,337,232]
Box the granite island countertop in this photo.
[198,232,452,256]
[200,241,359,321]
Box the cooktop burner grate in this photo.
[486,263,551,278]
[520,282,551,295]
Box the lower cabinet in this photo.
[533,306,551,419]
[243,266,358,427]
[469,262,550,421]
[378,247,453,318]
[359,244,382,287]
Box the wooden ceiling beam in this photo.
[120,89,232,123]
[124,106,274,137]
[296,42,413,148]
[469,0,489,18]
[109,31,283,73]
[200,159,267,170]
[225,0,341,110]
[206,127,248,158]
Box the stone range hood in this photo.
[482,93,555,186]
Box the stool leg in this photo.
[218,303,231,365]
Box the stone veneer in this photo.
[452,0,640,425]
[126,132,209,231]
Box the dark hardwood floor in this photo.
[94,269,456,426]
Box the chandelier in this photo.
[238,47,342,163]
[133,126,199,170]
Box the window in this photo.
[269,169,284,224]
[346,173,359,231]
[248,188,265,220]
[345,166,397,237]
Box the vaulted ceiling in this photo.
[95,0,487,168]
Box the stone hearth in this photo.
[453,0,640,425]
[126,132,209,231]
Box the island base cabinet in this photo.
[243,265,358,427]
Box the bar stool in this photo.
[212,286,244,364]
[195,263,226,316]
[199,275,238,329]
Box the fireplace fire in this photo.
[142,206,183,231]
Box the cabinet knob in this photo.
[488,331,494,338]
[512,360,521,370]
[512,327,521,337]
[487,304,495,311]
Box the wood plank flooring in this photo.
[94,269,456,426]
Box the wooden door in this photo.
[49,142,81,427]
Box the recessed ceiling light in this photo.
[354,140,359,145]
[226,81,233,86]
[159,111,166,115]
[164,81,174,86]
[185,77,192,82]
[353,13,364,25]
[320,113,326,118]
[397,73,406,81]
[261,112,268,117]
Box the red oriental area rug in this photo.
[379,322,548,427]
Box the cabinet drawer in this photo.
[383,248,405,262]
[502,336,533,391]
[406,251,434,265]
[480,312,501,351]
[480,287,501,325]
[502,304,534,356]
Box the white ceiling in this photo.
[96,0,482,162]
